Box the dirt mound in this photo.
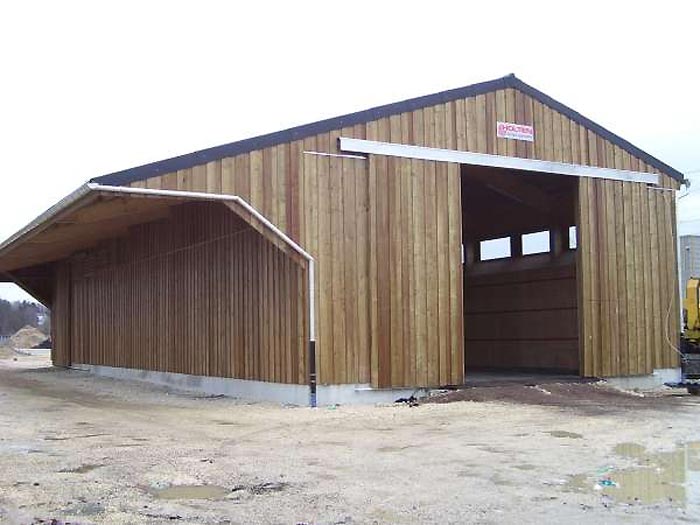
[425,382,679,415]
[8,326,48,350]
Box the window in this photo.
[480,237,511,261]
[522,230,550,255]
[569,226,577,250]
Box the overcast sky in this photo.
[1,1,699,303]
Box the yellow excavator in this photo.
[681,277,700,395]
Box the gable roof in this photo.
[93,74,685,185]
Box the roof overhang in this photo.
[0,184,313,274]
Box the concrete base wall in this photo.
[69,363,684,404]
[70,364,424,406]
[316,385,428,406]
[72,364,310,405]
[605,368,682,390]
[15,348,51,357]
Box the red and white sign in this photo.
[496,121,534,142]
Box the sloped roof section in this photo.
[93,74,684,185]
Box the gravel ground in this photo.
[0,355,699,524]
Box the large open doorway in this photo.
[461,165,580,379]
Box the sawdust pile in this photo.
[8,326,47,350]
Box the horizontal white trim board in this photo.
[338,137,660,185]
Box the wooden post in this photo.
[550,227,564,257]
[464,240,478,266]
[510,235,522,257]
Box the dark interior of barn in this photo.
[460,165,580,375]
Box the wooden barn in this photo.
[0,74,685,404]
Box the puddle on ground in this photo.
[62,501,105,516]
[150,484,229,500]
[567,441,700,509]
[0,444,44,455]
[547,430,583,439]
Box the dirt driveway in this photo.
[0,354,699,524]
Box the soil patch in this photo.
[425,382,691,415]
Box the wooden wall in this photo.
[465,257,579,372]
[578,174,680,376]
[369,156,463,387]
[53,202,308,384]
[51,263,71,367]
[106,87,680,384]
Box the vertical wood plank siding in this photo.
[576,167,680,375]
[62,202,307,384]
[51,263,72,367]
[52,87,680,385]
[368,156,464,387]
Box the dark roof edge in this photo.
[92,75,511,186]
[509,77,684,182]
[93,74,684,186]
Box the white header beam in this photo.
[338,137,659,185]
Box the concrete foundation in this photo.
[15,348,51,358]
[316,384,428,406]
[72,364,310,405]
[605,368,682,390]
[70,364,425,406]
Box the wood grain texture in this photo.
[45,86,680,385]
[55,202,307,384]
[575,172,680,376]
[369,155,464,387]
[464,260,578,372]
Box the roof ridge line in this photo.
[508,76,683,181]
[93,74,683,185]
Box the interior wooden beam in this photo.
[467,170,555,212]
